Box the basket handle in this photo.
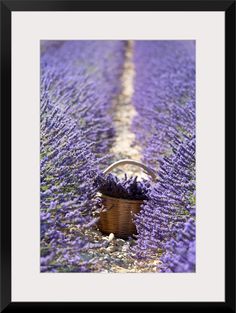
[103,159,156,182]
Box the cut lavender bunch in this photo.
[96,173,151,201]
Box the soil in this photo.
[109,41,148,180]
[84,229,160,273]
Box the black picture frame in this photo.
[1,0,235,312]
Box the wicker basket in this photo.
[97,159,156,239]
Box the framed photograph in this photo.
[1,0,235,312]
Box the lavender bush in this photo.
[40,41,125,272]
[41,40,125,158]
[134,134,195,262]
[40,99,104,272]
[160,218,196,273]
[132,41,196,272]
[132,40,195,168]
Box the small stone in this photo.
[108,233,114,242]
[101,270,109,273]
[106,246,117,253]
[121,245,129,252]
[116,239,125,246]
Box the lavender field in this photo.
[40,40,195,273]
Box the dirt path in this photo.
[86,41,160,273]
[109,41,148,179]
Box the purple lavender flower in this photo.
[40,103,103,272]
[40,41,125,272]
[41,40,125,158]
[134,135,195,261]
[159,218,196,273]
[132,41,196,272]
[132,40,195,168]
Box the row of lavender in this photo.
[132,41,196,272]
[40,41,125,272]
